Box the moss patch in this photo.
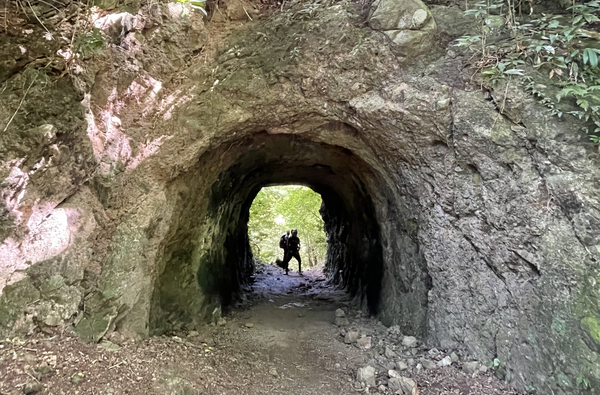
[581,317,600,346]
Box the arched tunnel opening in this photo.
[246,184,328,270]
[147,126,429,336]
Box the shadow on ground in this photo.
[0,264,523,395]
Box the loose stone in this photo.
[388,376,416,394]
[345,331,360,344]
[22,380,43,394]
[437,356,452,367]
[463,361,480,374]
[385,346,397,358]
[421,359,437,370]
[356,336,372,350]
[396,360,409,371]
[401,336,417,348]
[357,366,376,387]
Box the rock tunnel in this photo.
[147,127,428,337]
[1,0,600,393]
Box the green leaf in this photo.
[587,48,599,67]
[504,69,525,75]
[482,68,499,76]
[578,99,590,111]
[548,20,561,28]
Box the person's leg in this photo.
[294,252,302,274]
[283,250,291,275]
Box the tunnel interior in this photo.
[147,126,428,336]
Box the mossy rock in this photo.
[74,314,113,343]
[0,278,40,336]
[581,316,600,351]
[39,275,66,296]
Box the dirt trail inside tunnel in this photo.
[0,265,522,395]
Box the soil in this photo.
[0,264,523,395]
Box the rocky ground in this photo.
[0,264,522,395]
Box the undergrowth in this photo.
[3,0,207,73]
[456,0,600,143]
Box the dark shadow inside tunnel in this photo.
[148,128,406,334]
[211,134,386,314]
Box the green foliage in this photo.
[248,186,327,267]
[74,27,105,58]
[456,0,600,143]
[493,358,501,368]
[487,357,506,380]
[577,374,591,390]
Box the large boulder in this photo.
[368,0,437,60]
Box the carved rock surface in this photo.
[0,2,599,395]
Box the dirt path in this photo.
[0,264,522,395]
[218,265,362,395]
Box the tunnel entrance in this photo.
[247,185,327,269]
[147,128,428,337]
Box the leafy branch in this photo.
[456,0,600,144]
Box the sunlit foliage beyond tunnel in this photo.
[248,186,327,266]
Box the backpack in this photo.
[288,235,300,251]
[279,234,287,248]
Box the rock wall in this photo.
[1,0,600,393]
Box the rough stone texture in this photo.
[463,361,480,375]
[357,365,376,387]
[357,336,373,350]
[368,0,437,60]
[388,376,417,394]
[1,1,600,394]
[385,346,397,358]
[345,331,359,344]
[402,336,418,348]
